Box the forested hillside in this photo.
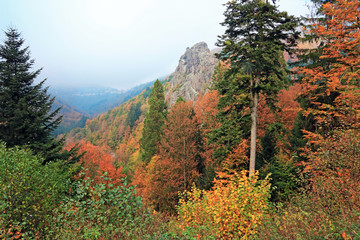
[52,98,88,136]
[50,82,156,135]
[1,0,359,239]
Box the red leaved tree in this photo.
[66,141,124,185]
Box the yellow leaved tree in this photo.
[176,171,271,239]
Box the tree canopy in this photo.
[216,0,300,174]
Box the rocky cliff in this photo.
[166,42,218,105]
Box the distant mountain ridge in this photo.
[50,82,155,117]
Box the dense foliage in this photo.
[177,171,271,239]
[0,143,71,238]
[51,174,166,239]
[210,61,252,166]
[134,100,204,213]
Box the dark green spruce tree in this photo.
[217,0,299,174]
[0,27,77,163]
[139,79,166,165]
[210,66,252,168]
[125,102,142,129]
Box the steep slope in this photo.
[53,98,84,124]
[50,81,156,135]
[165,42,218,105]
[52,99,88,136]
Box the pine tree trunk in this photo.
[249,78,259,177]
[183,138,187,189]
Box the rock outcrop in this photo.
[166,42,218,105]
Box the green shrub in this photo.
[50,173,168,239]
[0,142,70,238]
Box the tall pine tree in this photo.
[210,62,252,168]
[217,0,299,175]
[0,27,74,163]
[139,79,166,165]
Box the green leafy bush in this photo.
[50,173,168,239]
[0,142,70,238]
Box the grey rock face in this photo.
[166,42,218,105]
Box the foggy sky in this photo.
[0,0,310,90]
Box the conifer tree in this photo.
[139,79,166,165]
[125,102,142,129]
[0,27,73,163]
[217,0,299,175]
[210,62,252,168]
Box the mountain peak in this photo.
[190,41,209,50]
[167,42,218,105]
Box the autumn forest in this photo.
[0,0,359,239]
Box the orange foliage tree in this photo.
[295,0,360,227]
[194,90,220,172]
[134,101,203,213]
[257,84,301,139]
[220,139,250,174]
[159,100,202,188]
[298,0,360,134]
[66,141,124,185]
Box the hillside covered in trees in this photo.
[0,0,359,239]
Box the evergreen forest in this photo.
[0,0,359,239]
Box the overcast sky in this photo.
[0,0,311,90]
